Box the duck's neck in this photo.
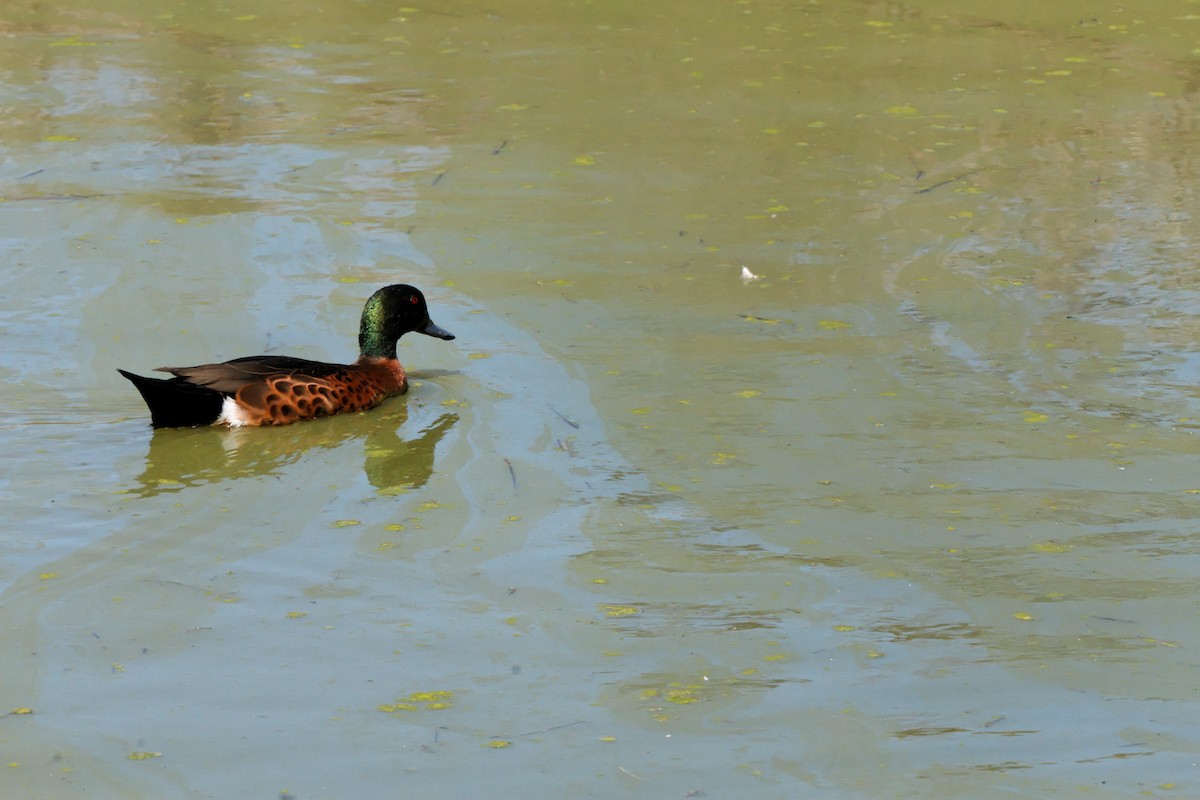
[359,331,397,361]
[358,298,397,360]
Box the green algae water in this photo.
[3,2,1200,797]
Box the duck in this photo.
[119,284,455,428]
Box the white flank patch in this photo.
[216,396,252,427]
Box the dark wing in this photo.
[156,355,352,394]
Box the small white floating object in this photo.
[740,265,763,284]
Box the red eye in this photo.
[410,295,420,305]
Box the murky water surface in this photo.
[3,1,1200,797]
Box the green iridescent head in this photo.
[358,284,455,360]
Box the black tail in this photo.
[118,369,225,428]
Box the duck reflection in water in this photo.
[129,401,458,498]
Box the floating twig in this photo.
[507,719,586,739]
[913,169,981,195]
[907,154,924,181]
[549,405,580,429]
